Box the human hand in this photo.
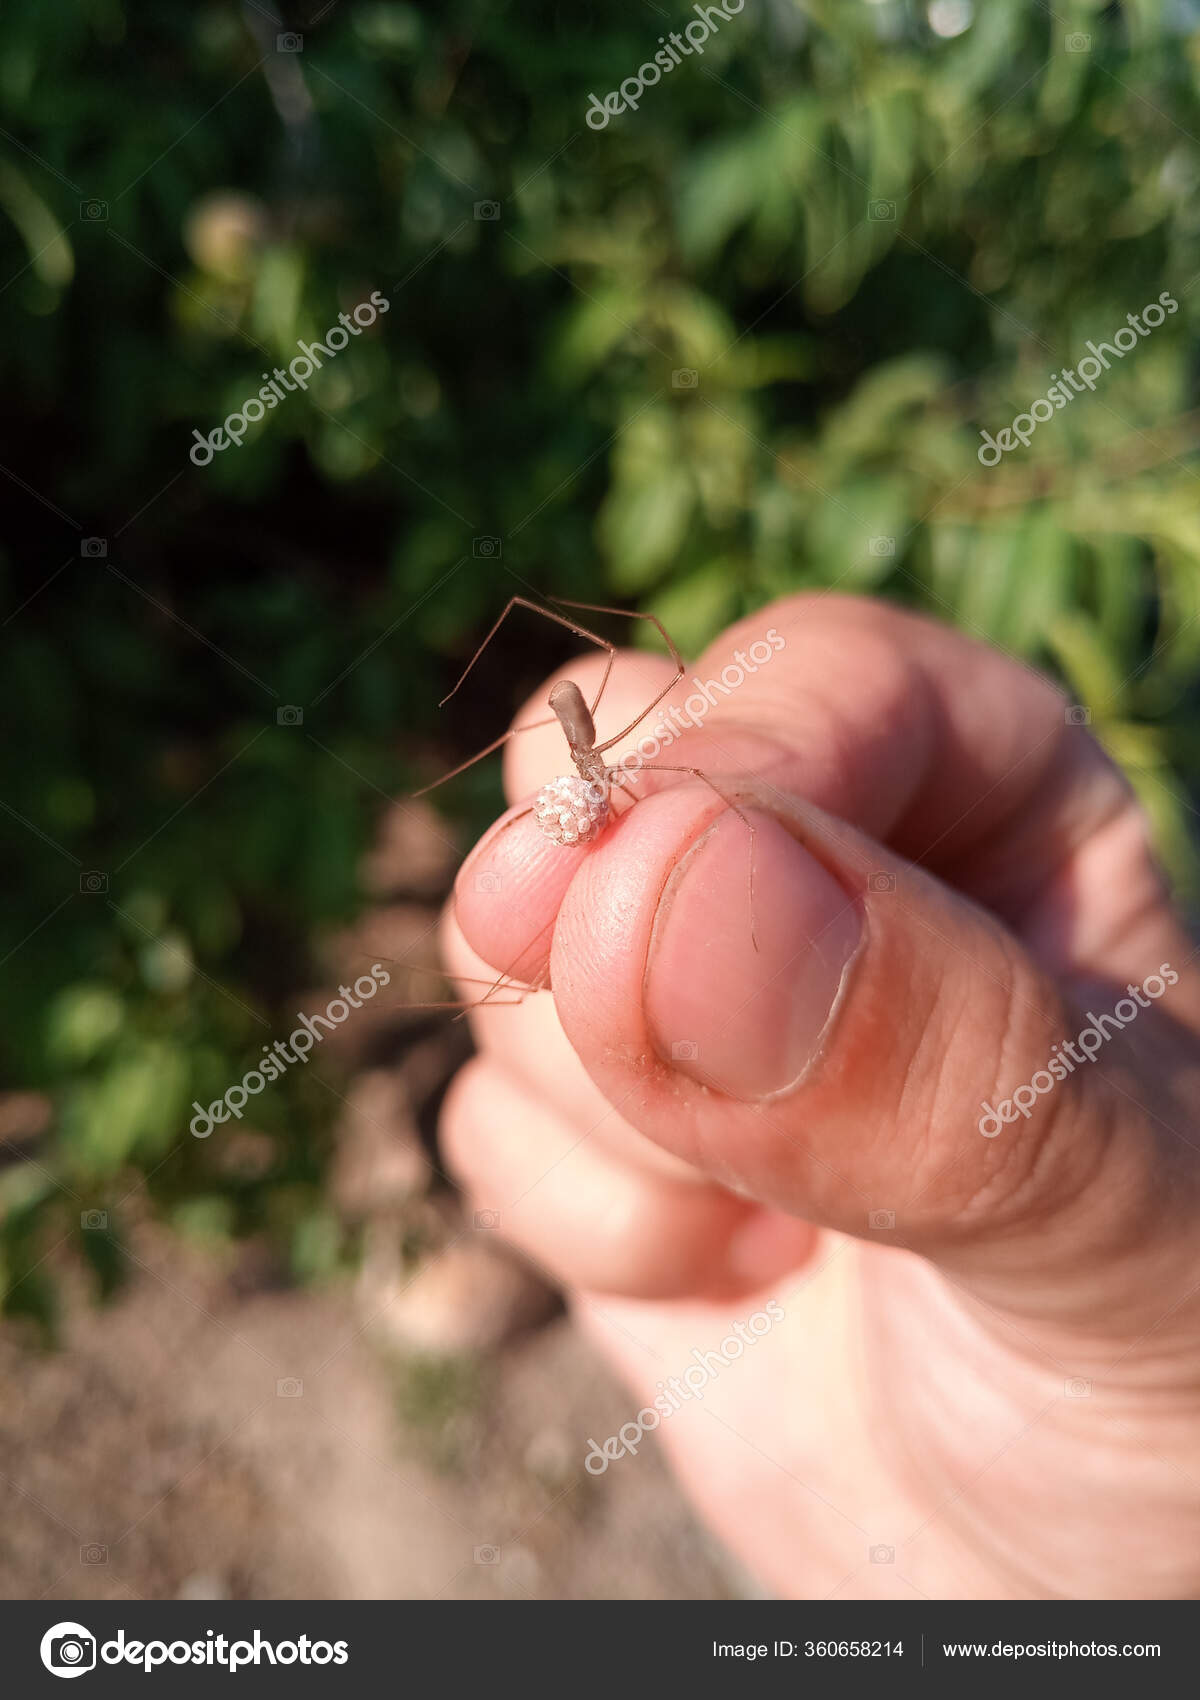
[440,593,1200,1599]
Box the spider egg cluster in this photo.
[532,774,610,846]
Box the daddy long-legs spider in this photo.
[392,596,760,1017]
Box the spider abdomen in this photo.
[532,774,610,846]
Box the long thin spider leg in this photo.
[452,938,553,1022]
[348,955,538,1012]
[412,714,559,798]
[438,595,617,709]
[608,783,637,820]
[357,799,552,1015]
[620,763,760,953]
[586,646,616,721]
[548,600,686,756]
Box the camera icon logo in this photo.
[868,1209,895,1231]
[1065,705,1091,726]
[672,368,699,389]
[276,1377,303,1397]
[472,535,502,558]
[474,1208,500,1230]
[277,32,303,51]
[869,1544,894,1564]
[474,200,501,222]
[276,706,304,726]
[671,1040,699,1061]
[81,1210,108,1231]
[80,201,108,222]
[869,536,895,557]
[474,870,502,894]
[1065,1377,1092,1398]
[868,200,896,221]
[474,1544,501,1563]
[80,538,107,558]
[80,871,109,895]
[867,871,896,894]
[80,1544,107,1565]
[1065,32,1091,53]
[40,1622,96,1677]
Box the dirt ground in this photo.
[0,804,753,1602]
[0,1230,750,1601]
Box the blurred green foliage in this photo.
[2,0,1199,1321]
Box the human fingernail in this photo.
[644,811,861,1099]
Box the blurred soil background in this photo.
[0,801,744,1601]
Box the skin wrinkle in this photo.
[440,591,1200,1599]
[948,948,1042,1232]
[893,981,1005,1213]
[901,710,1065,870]
[948,962,1176,1292]
[895,974,975,1203]
[956,1000,1200,1321]
[765,600,1058,865]
[877,1260,1200,1591]
[748,670,931,843]
[863,1265,1081,1587]
[951,1090,1151,1344]
[983,752,1157,969]
[479,656,1189,1271]
[852,1263,1041,1596]
[577,765,1169,1305]
[910,880,1123,1243]
[885,692,1123,932]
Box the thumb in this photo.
[472,776,1198,1341]
[452,593,1200,1344]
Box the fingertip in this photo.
[721,1209,822,1290]
[455,804,588,985]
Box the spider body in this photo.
[414,595,758,959]
[532,678,617,846]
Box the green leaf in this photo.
[646,561,739,658]
[599,468,693,592]
[46,986,124,1068]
